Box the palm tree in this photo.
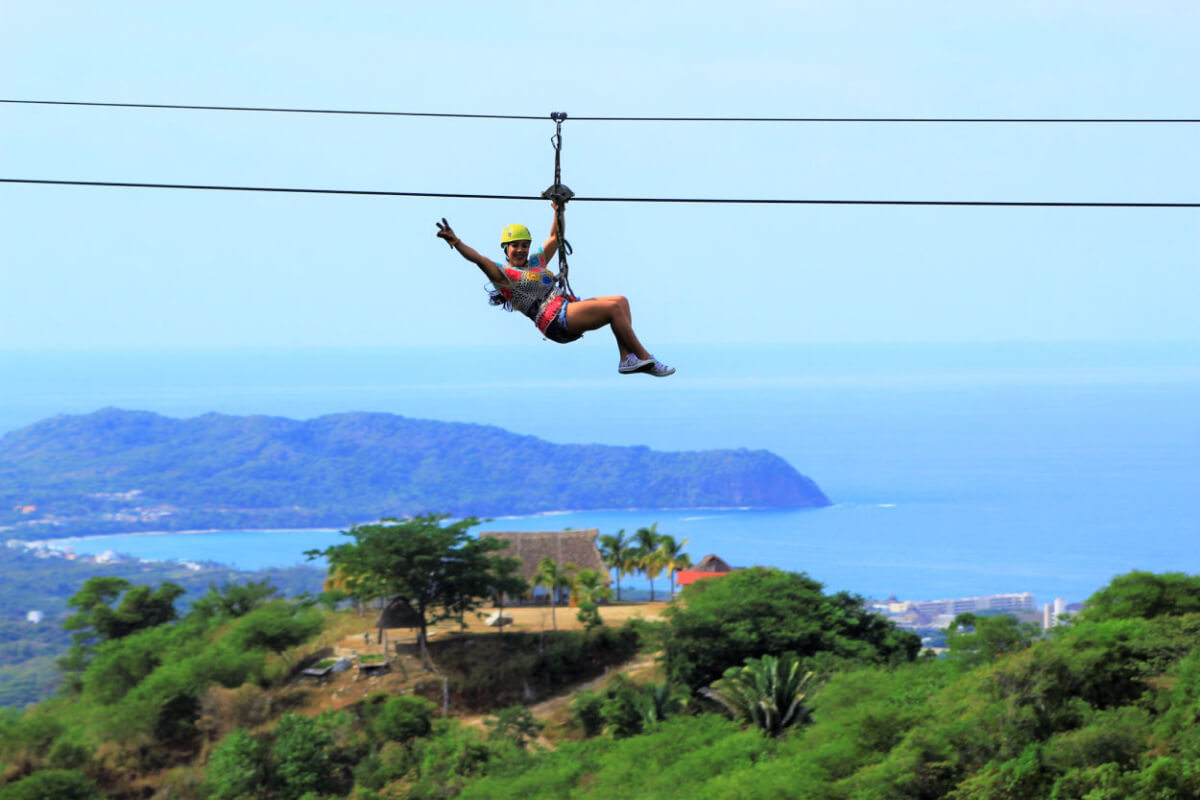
[641,547,667,603]
[701,653,814,738]
[634,523,663,601]
[598,529,635,602]
[532,557,576,632]
[655,534,691,600]
[571,568,613,606]
[572,568,614,629]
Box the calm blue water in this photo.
[3,342,1198,606]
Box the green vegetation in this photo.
[0,409,829,538]
[661,566,922,690]
[600,523,694,604]
[6,536,1200,800]
[0,544,323,708]
[532,557,576,632]
[571,568,612,630]
[702,653,814,737]
[451,570,1200,800]
[597,529,636,602]
[307,514,522,667]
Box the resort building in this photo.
[881,592,1036,624]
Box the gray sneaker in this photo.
[618,354,654,374]
[646,358,675,377]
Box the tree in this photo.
[487,554,529,636]
[655,534,691,600]
[598,529,636,602]
[533,557,577,632]
[230,600,324,669]
[323,563,374,616]
[634,524,666,601]
[661,567,922,690]
[572,568,613,630]
[483,705,544,750]
[371,694,435,742]
[189,579,277,621]
[702,653,814,738]
[269,713,344,800]
[204,728,268,800]
[59,577,185,686]
[307,514,510,669]
[945,612,1040,668]
[1083,571,1200,622]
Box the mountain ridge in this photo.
[0,408,831,538]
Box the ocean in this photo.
[3,341,1197,607]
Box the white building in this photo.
[1043,597,1068,629]
[888,592,1036,618]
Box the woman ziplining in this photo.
[434,207,674,377]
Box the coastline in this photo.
[20,504,784,548]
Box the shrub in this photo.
[569,691,605,738]
[483,706,544,750]
[204,728,268,800]
[372,695,435,743]
[0,769,101,800]
[662,567,921,690]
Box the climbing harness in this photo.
[477,112,586,344]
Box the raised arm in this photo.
[541,203,560,264]
[436,218,505,285]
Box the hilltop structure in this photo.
[675,553,734,588]
[480,529,609,603]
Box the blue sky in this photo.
[1,1,1197,350]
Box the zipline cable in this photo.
[1,178,1196,207]
[0,99,544,120]
[2,99,1198,124]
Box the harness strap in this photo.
[542,112,576,300]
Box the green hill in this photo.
[5,567,1200,800]
[0,408,829,538]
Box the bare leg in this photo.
[564,296,651,360]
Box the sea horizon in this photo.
[2,341,1197,609]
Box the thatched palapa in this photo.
[692,554,733,573]
[375,598,424,629]
[481,529,611,588]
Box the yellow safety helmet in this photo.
[500,224,532,246]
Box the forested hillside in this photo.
[6,528,1200,800]
[0,544,324,708]
[2,537,1200,800]
[0,408,829,538]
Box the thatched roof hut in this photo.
[374,597,424,629]
[692,554,733,573]
[481,529,611,586]
[676,553,734,589]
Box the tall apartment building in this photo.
[1042,597,1068,629]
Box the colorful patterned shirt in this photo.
[492,250,570,334]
